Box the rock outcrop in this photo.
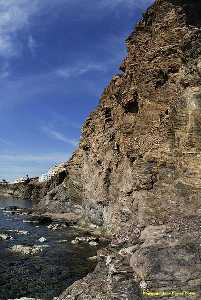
[37,0,201,299]
[0,170,67,204]
[0,181,45,204]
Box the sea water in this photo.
[0,198,97,300]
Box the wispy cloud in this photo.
[0,152,69,162]
[28,35,38,55]
[41,126,78,146]
[0,0,36,58]
[0,151,70,180]
[0,63,10,79]
[0,0,154,59]
[56,63,106,79]
[0,137,12,146]
[0,0,69,58]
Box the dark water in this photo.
[0,198,97,300]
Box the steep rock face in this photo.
[40,0,201,236]
[40,0,201,298]
[80,0,201,235]
[36,150,83,214]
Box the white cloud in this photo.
[0,0,69,58]
[0,0,37,57]
[41,126,78,146]
[0,152,69,162]
[56,63,106,79]
[0,0,154,59]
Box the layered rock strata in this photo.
[37,0,201,299]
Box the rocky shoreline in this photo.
[3,0,201,299]
[0,204,103,300]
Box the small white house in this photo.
[39,174,51,183]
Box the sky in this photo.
[0,0,154,181]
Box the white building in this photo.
[38,173,51,183]
[38,163,66,183]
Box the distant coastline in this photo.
[0,180,42,203]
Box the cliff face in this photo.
[39,0,201,235]
[39,1,201,298]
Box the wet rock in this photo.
[71,236,99,246]
[9,244,49,255]
[58,249,142,300]
[47,223,67,231]
[89,241,98,246]
[87,256,97,261]
[0,233,12,240]
[38,236,47,243]
[71,239,79,245]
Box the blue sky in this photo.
[0,0,154,181]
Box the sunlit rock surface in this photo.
[34,1,201,299]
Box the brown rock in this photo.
[38,1,201,299]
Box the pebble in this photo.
[38,237,47,243]
[48,223,67,231]
[71,239,79,245]
[89,241,98,246]
[87,256,97,261]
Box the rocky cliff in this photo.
[0,182,44,204]
[38,0,201,298]
[0,170,68,205]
